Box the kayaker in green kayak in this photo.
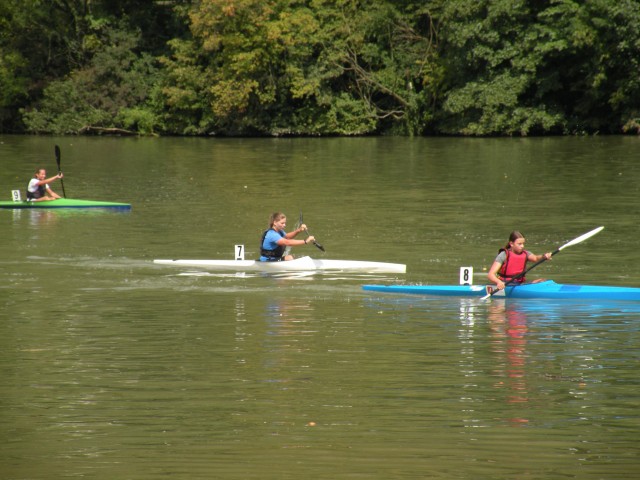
[488,231,552,291]
[26,168,64,202]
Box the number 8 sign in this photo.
[459,267,473,285]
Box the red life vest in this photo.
[498,249,528,283]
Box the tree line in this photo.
[1,0,639,137]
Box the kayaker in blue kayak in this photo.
[259,212,315,261]
[26,168,63,202]
[488,231,552,291]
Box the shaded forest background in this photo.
[1,0,639,137]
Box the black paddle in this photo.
[481,226,604,300]
[54,145,67,198]
[300,212,325,252]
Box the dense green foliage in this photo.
[1,0,639,136]
[437,0,640,135]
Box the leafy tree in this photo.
[158,37,218,135]
[0,0,87,131]
[163,0,441,135]
[435,0,640,135]
[549,0,640,134]
[22,23,163,134]
[6,0,639,136]
[311,1,442,135]
[3,0,182,133]
[435,0,565,135]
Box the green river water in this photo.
[1,135,639,479]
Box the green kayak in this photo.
[0,198,131,209]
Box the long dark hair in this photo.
[501,230,524,252]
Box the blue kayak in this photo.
[362,280,640,301]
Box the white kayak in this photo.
[153,256,406,274]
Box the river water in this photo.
[1,135,639,479]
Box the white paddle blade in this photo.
[558,226,604,251]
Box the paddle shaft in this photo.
[482,226,604,300]
[300,212,325,252]
[54,145,67,198]
[306,229,325,252]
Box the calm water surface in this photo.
[1,135,639,479]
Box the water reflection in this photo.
[457,299,481,430]
[263,297,314,368]
[233,294,317,371]
[232,295,320,435]
[12,208,61,227]
[455,298,531,427]
[486,301,530,425]
[11,207,129,222]
[367,292,640,435]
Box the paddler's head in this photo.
[269,212,286,230]
[507,230,526,253]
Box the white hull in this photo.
[153,256,406,274]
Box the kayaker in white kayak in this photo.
[488,231,552,290]
[259,212,315,261]
[26,168,63,202]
